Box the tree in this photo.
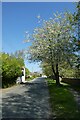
[41,57,80,79]
[11,50,25,59]
[72,2,80,76]
[25,68,30,76]
[40,62,53,77]
[27,12,76,85]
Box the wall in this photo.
[61,78,80,86]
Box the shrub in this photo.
[1,53,24,88]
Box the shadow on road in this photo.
[2,78,51,119]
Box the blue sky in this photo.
[2,2,76,72]
[0,2,2,52]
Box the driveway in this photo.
[2,77,52,119]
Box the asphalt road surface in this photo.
[2,77,52,120]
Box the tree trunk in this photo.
[55,63,60,86]
[51,63,60,85]
[51,64,56,80]
[55,73,60,86]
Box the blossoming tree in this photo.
[27,12,76,85]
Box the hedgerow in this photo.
[1,52,24,88]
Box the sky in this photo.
[0,2,2,52]
[2,2,76,72]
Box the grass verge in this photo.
[26,78,32,81]
[25,77,35,81]
[71,85,80,92]
[47,78,80,119]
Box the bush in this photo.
[1,53,24,88]
[25,68,30,76]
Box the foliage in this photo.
[27,12,77,85]
[40,62,53,77]
[25,68,30,76]
[12,50,25,59]
[0,53,2,75]
[41,61,80,78]
[74,68,80,78]
[73,2,80,70]
[59,61,76,78]
[25,72,40,81]
[32,72,40,77]
[1,52,24,88]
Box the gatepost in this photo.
[22,67,26,83]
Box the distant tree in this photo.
[11,50,25,59]
[25,68,30,76]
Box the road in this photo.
[2,77,52,119]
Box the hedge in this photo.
[1,53,24,88]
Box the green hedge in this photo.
[1,53,24,88]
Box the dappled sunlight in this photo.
[2,78,51,119]
[47,78,80,119]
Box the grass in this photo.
[2,82,18,89]
[25,76,36,81]
[25,78,33,81]
[47,78,80,119]
[71,85,80,92]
